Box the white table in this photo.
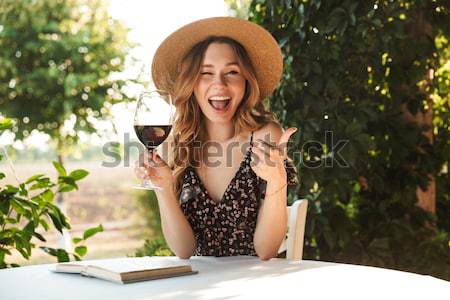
[0,256,448,300]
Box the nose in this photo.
[211,73,227,87]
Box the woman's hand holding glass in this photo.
[132,90,174,190]
[134,150,174,191]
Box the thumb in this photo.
[152,151,167,167]
[277,127,298,158]
[278,127,298,146]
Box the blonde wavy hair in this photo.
[169,36,279,197]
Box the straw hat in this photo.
[151,17,283,100]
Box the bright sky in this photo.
[106,0,229,145]
[0,0,229,150]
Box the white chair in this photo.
[277,199,308,260]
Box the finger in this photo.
[278,127,298,146]
[277,127,298,157]
[254,144,269,157]
[134,166,149,179]
[152,151,168,168]
[143,157,156,168]
[256,139,281,152]
[260,145,282,167]
[255,140,282,166]
[256,139,278,148]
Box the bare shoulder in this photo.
[253,121,283,144]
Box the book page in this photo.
[60,257,191,274]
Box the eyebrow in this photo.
[201,62,240,68]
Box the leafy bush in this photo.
[135,237,173,257]
[0,118,103,267]
[248,0,450,280]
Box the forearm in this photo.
[253,179,288,260]
[155,187,196,259]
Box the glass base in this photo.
[132,180,162,190]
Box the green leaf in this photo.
[0,237,14,247]
[0,119,13,131]
[40,247,70,262]
[14,235,31,259]
[18,183,28,196]
[5,217,17,224]
[52,205,71,229]
[25,174,45,184]
[83,224,104,240]
[0,173,5,180]
[23,221,35,238]
[0,198,10,214]
[10,199,28,215]
[52,161,67,176]
[58,184,77,193]
[40,189,54,202]
[4,185,19,194]
[33,232,46,242]
[48,212,63,233]
[29,178,52,190]
[59,176,75,184]
[72,237,83,244]
[39,219,49,231]
[69,169,89,181]
[74,245,87,257]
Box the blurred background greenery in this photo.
[246,0,450,280]
[1,0,449,280]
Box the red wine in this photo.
[134,125,172,149]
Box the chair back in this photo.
[277,199,308,260]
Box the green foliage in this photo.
[40,224,103,262]
[0,0,134,146]
[135,237,173,257]
[0,118,102,267]
[135,191,163,236]
[225,0,252,19]
[248,0,450,280]
[133,191,173,256]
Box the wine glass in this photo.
[133,90,174,190]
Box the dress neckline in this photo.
[190,131,254,205]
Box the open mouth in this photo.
[208,96,231,112]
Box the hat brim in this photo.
[151,17,283,100]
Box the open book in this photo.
[52,257,198,284]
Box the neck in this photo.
[204,120,235,142]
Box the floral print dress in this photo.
[179,131,299,256]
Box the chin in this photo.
[205,115,234,124]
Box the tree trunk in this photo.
[414,90,436,214]
[400,9,436,214]
[400,77,436,214]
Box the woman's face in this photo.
[193,42,246,124]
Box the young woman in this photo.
[135,17,298,260]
